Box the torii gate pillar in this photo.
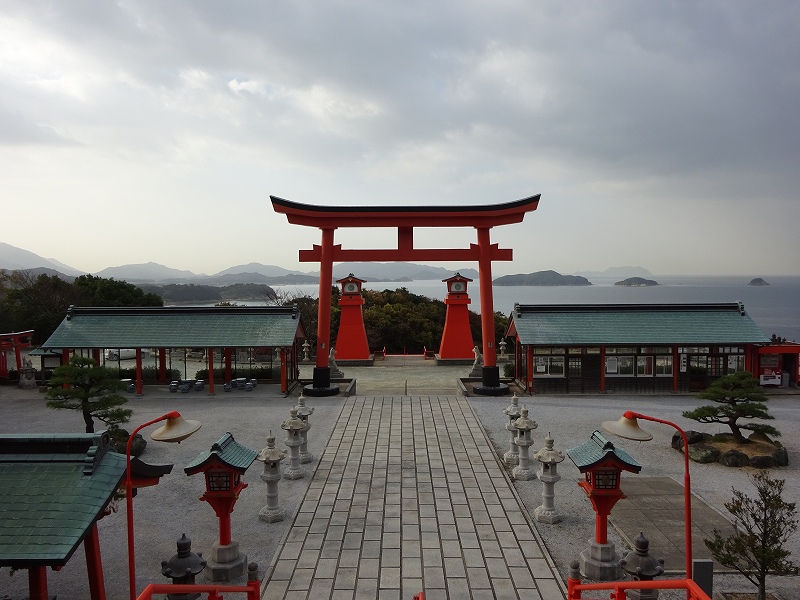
[271,194,540,396]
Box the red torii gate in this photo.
[0,330,34,378]
[271,194,540,395]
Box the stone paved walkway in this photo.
[262,395,566,600]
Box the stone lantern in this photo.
[256,433,286,523]
[512,407,537,480]
[294,393,314,464]
[566,430,642,581]
[184,433,258,582]
[161,533,206,600]
[301,340,311,363]
[503,393,522,466]
[282,408,306,480]
[532,432,565,524]
[619,532,665,600]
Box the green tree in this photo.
[705,471,798,600]
[0,271,82,344]
[46,355,132,433]
[682,371,779,442]
[73,274,163,307]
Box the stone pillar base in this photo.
[512,466,536,480]
[534,505,563,524]
[259,505,285,523]
[579,539,621,581]
[205,541,247,582]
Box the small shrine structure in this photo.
[334,274,372,363]
[437,273,475,362]
[0,330,33,379]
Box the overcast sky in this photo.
[1,1,798,277]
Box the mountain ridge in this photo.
[2,241,659,285]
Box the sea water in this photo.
[269,275,800,343]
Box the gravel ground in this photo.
[0,383,798,600]
[469,392,800,600]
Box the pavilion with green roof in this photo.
[505,303,771,394]
[40,305,307,394]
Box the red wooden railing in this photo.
[567,575,712,599]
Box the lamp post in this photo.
[602,410,693,577]
[126,411,202,600]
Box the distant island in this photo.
[493,270,592,286]
[748,278,769,286]
[615,277,659,287]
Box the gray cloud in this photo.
[1,0,798,274]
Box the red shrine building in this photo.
[333,274,372,363]
[437,273,475,361]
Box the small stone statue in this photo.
[469,345,484,377]
[328,347,344,378]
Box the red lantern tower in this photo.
[184,433,257,581]
[438,273,474,360]
[334,274,371,361]
[566,430,642,581]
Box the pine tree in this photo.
[683,371,779,442]
[46,355,132,433]
[705,471,798,600]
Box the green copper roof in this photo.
[40,305,306,349]
[185,432,258,475]
[566,431,641,473]
[507,303,769,346]
[0,433,126,567]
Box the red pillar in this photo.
[135,349,143,395]
[14,342,23,372]
[314,227,335,388]
[208,348,215,395]
[476,227,497,369]
[527,346,534,393]
[84,522,107,600]
[280,348,288,393]
[158,348,167,383]
[475,227,501,389]
[225,348,232,382]
[672,345,679,393]
[599,346,606,393]
[92,348,101,365]
[61,348,70,366]
[28,566,48,600]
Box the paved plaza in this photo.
[263,395,565,600]
[1,357,799,600]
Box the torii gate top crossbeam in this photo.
[270,195,540,229]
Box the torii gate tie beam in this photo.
[271,195,541,396]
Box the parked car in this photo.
[104,349,149,361]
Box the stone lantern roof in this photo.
[184,432,258,475]
[566,430,641,474]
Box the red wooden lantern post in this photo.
[184,433,258,582]
[438,273,475,360]
[334,274,370,361]
[566,430,641,581]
